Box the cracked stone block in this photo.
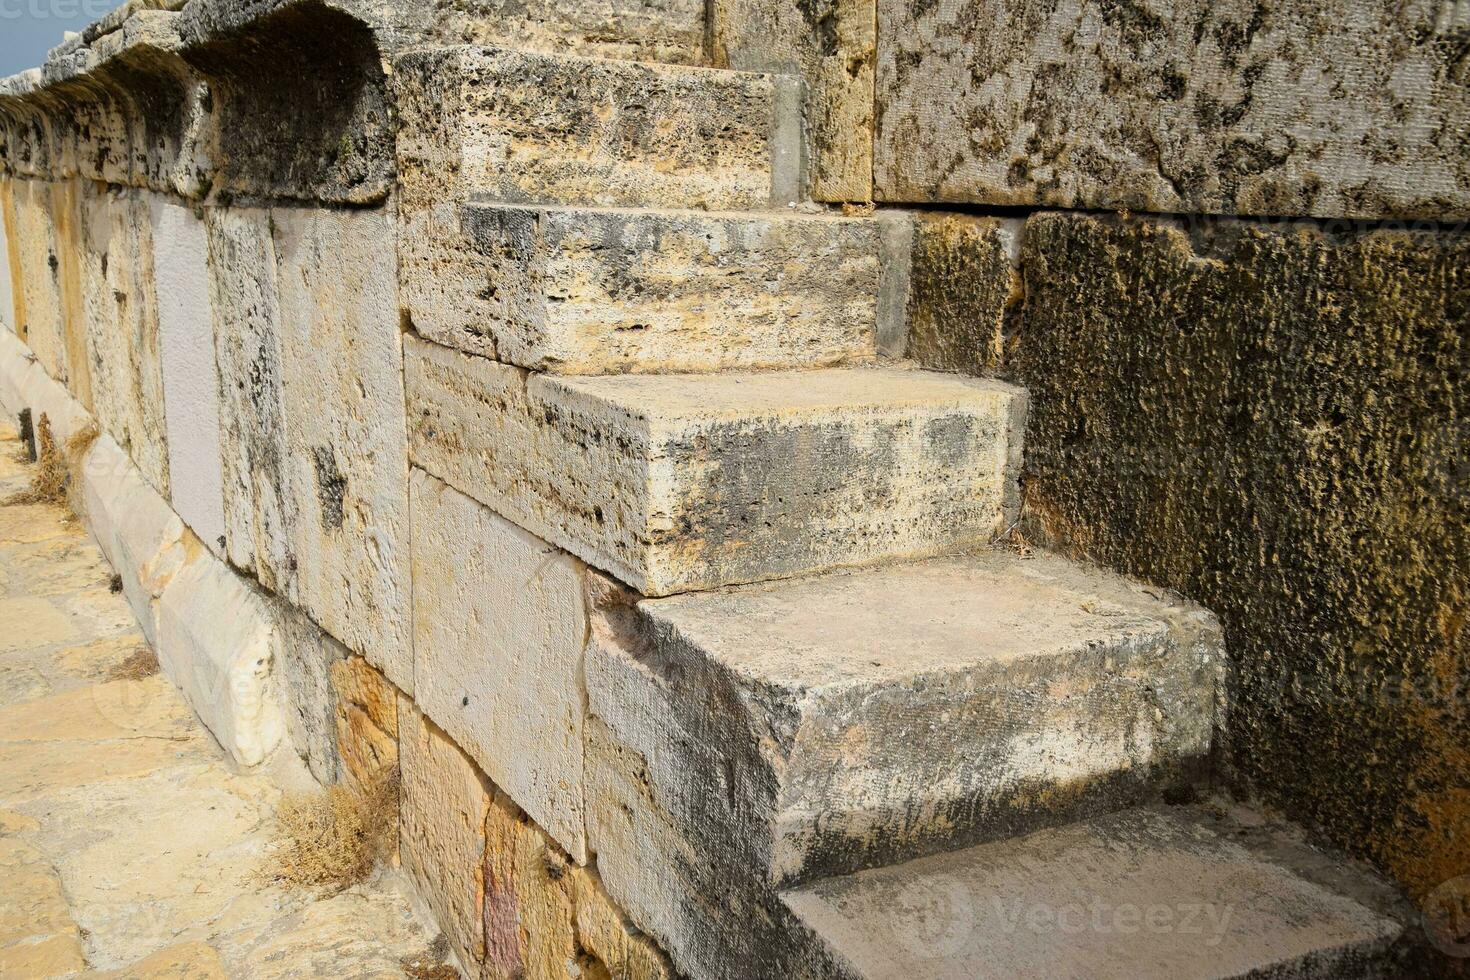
[875,0,1470,219]
[395,47,786,213]
[421,0,705,65]
[152,198,225,553]
[403,204,879,374]
[589,548,1224,888]
[155,549,286,767]
[407,338,1026,595]
[783,807,1403,979]
[208,204,411,692]
[410,469,588,862]
[399,702,492,975]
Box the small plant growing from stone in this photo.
[263,770,399,894]
[4,414,99,512]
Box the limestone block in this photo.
[83,186,169,496]
[407,339,1026,595]
[152,198,225,552]
[410,470,588,861]
[421,0,705,65]
[711,0,875,202]
[395,47,785,213]
[902,212,1023,375]
[403,203,879,374]
[399,703,491,974]
[208,204,411,692]
[482,788,672,979]
[6,180,65,381]
[46,181,92,412]
[875,0,1470,219]
[0,178,15,332]
[75,431,190,648]
[155,550,286,767]
[590,548,1224,889]
[330,655,398,792]
[275,606,346,784]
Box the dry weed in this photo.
[264,770,399,893]
[4,415,99,510]
[108,645,160,681]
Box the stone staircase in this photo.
[391,33,1409,980]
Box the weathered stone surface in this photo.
[876,0,1470,219]
[47,182,93,413]
[80,185,169,496]
[482,787,673,980]
[407,339,1026,594]
[0,179,14,332]
[156,551,286,767]
[712,0,876,201]
[330,654,398,793]
[208,204,411,692]
[410,469,588,862]
[399,702,492,974]
[395,47,786,213]
[422,0,705,65]
[404,203,879,373]
[589,547,1224,889]
[4,180,65,381]
[152,198,225,552]
[783,806,1404,979]
[902,212,1022,374]
[1008,210,1470,911]
[275,605,346,784]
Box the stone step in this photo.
[586,548,1223,900]
[405,342,1026,595]
[395,46,797,213]
[402,204,881,374]
[782,805,1406,980]
[419,0,706,68]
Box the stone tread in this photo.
[783,805,1405,980]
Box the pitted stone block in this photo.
[395,47,785,212]
[421,0,705,65]
[406,338,1025,595]
[410,469,589,863]
[404,204,880,374]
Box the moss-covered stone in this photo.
[1007,211,1469,912]
[904,212,1021,375]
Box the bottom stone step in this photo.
[782,805,1406,980]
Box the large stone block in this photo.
[208,204,411,692]
[330,655,399,793]
[152,198,225,552]
[399,703,492,975]
[395,47,786,213]
[421,0,705,65]
[586,547,1224,889]
[155,549,287,768]
[711,0,875,202]
[46,181,92,412]
[875,0,1470,219]
[407,338,1026,595]
[81,186,169,497]
[410,469,588,862]
[275,606,347,785]
[403,204,880,373]
[5,180,65,381]
[0,177,13,332]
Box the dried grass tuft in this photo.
[263,770,399,893]
[3,415,99,511]
[109,645,160,681]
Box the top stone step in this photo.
[421,0,706,67]
[395,46,798,213]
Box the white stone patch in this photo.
[410,468,588,862]
[156,550,286,768]
[152,199,225,553]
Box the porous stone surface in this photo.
[0,181,12,331]
[156,549,286,768]
[902,212,1022,375]
[403,203,880,373]
[208,204,411,692]
[589,548,1224,890]
[1008,210,1470,913]
[407,339,1027,595]
[482,787,674,980]
[712,0,876,201]
[4,179,66,382]
[421,0,705,65]
[330,654,399,794]
[399,702,493,974]
[395,46,784,212]
[275,607,347,785]
[152,198,225,552]
[875,0,1470,218]
[783,806,1404,979]
[410,469,588,862]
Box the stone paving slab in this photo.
[0,424,442,978]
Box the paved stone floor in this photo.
[0,426,440,978]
